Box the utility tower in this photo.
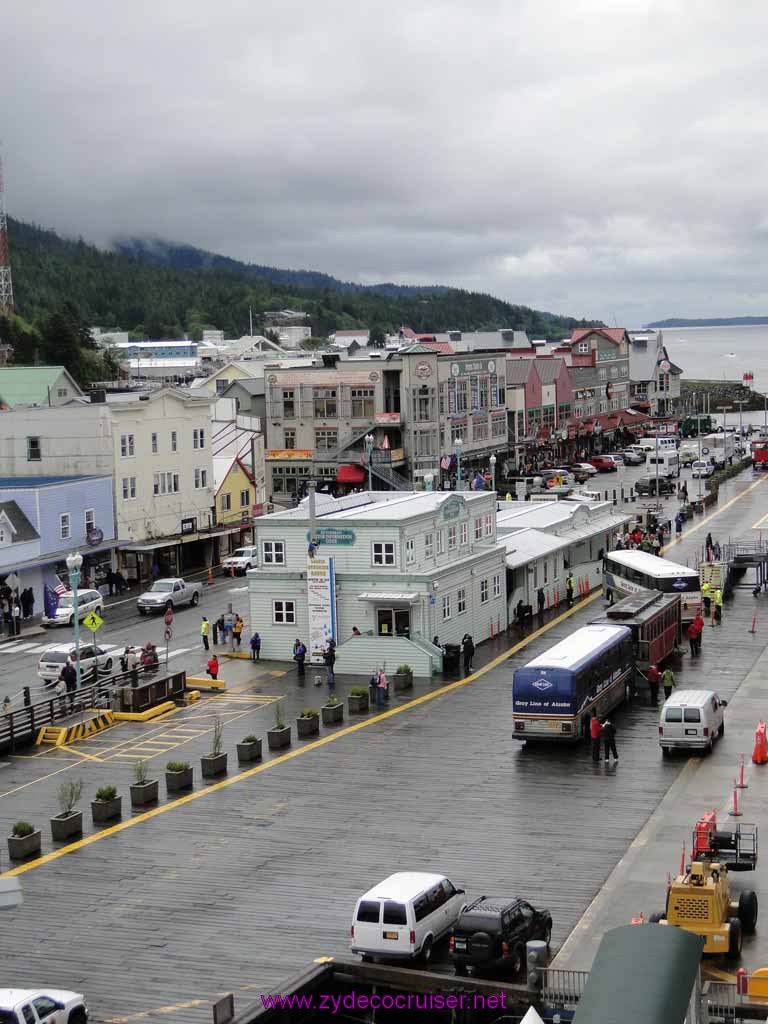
[0,150,14,315]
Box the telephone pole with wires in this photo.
[0,147,13,315]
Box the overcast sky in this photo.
[2,1,767,325]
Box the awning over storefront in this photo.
[358,592,419,603]
[336,464,366,484]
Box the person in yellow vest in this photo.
[701,580,712,616]
[200,616,210,651]
[714,588,723,624]
[505,492,512,502]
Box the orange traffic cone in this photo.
[207,566,214,586]
[752,721,768,765]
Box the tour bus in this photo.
[603,549,701,623]
[512,624,634,743]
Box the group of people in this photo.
[590,715,619,762]
[645,664,678,707]
[614,523,667,556]
[0,585,34,637]
[120,643,159,676]
[200,614,248,650]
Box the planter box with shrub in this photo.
[268,703,291,750]
[166,761,193,794]
[201,716,228,779]
[321,697,344,727]
[91,785,122,825]
[51,779,83,842]
[130,760,159,809]
[393,664,414,691]
[7,821,41,861]
[237,735,262,764]
[296,709,320,738]
[348,687,369,714]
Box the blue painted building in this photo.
[0,475,116,608]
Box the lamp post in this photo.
[365,434,375,492]
[65,551,83,691]
[454,437,463,491]
[424,472,434,492]
[489,453,497,493]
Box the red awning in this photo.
[336,464,367,484]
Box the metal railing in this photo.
[540,967,589,1008]
[701,981,736,1022]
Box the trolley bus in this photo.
[590,592,681,693]
[512,624,634,743]
[602,549,701,623]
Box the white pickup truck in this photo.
[221,545,258,575]
[137,577,203,615]
[0,988,88,1023]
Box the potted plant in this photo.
[91,784,122,824]
[7,820,41,861]
[348,686,369,714]
[267,702,291,750]
[296,708,320,738]
[201,717,228,778]
[321,692,344,727]
[237,734,262,764]
[165,760,193,794]
[50,779,83,842]
[393,664,413,691]
[130,759,159,808]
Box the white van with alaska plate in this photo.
[659,689,727,756]
[351,871,466,963]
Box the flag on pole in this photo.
[54,577,66,596]
[43,583,60,619]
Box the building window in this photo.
[215,379,229,394]
[493,574,502,598]
[436,529,445,555]
[284,428,296,449]
[451,423,464,444]
[154,471,180,495]
[84,508,95,533]
[122,476,136,500]
[442,594,451,620]
[475,517,483,541]
[543,559,548,584]
[372,542,395,566]
[151,432,158,454]
[577,340,590,354]
[313,387,337,418]
[221,494,232,512]
[240,489,250,508]
[26,436,41,462]
[193,428,205,450]
[263,540,286,565]
[460,522,468,545]
[57,387,68,398]
[447,525,457,551]
[194,468,208,489]
[480,578,489,603]
[171,431,177,452]
[425,532,434,558]
[599,368,607,381]
[457,587,466,614]
[273,599,296,624]
[406,537,415,564]
[282,389,296,418]
[315,428,338,451]
[351,388,375,419]
[120,434,135,457]
[484,513,493,537]
[60,513,71,540]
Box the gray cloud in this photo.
[3,0,768,324]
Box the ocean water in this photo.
[660,325,768,391]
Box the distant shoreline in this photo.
[646,317,768,328]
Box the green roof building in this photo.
[0,367,83,410]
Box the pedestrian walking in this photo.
[250,631,261,661]
[62,659,77,710]
[602,719,618,762]
[2,695,11,716]
[687,620,700,657]
[675,513,683,538]
[293,638,306,678]
[53,678,67,716]
[232,615,244,647]
[200,616,210,651]
[462,633,475,674]
[714,587,723,623]
[714,541,722,561]
[537,587,546,617]
[565,573,574,608]
[692,611,705,654]
[373,667,388,706]
[705,532,714,560]
[206,654,219,680]
[322,641,336,688]
[647,664,661,707]
[590,714,603,762]
[652,534,661,556]
[662,666,676,701]
[701,580,712,616]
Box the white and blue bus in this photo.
[603,549,701,623]
[512,624,634,743]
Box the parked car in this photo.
[41,589,103,628]
[619,448,645,466]
[37,644,115,685]
[221,546,258,576]
[659,689,727,756]
[137,578,202,615]
[0,987,88,1023]
[351,872,466,963]
[539,469,575,489]
[589,455,618,473]
[634,476,675,496]
[691,459,715,478]
[570,462,598,478]
[679,447,697,467]
[605,452,625,465]
[450,896,552,977]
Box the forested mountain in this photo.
[6,217,594,340]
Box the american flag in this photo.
[54,576,67,596]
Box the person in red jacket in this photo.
[687,620,699,658]
[590,714,603,762]
[691,611,705,656]
[206,654,219,680]
[647,664,661,707]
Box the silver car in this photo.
[37,643,115,685]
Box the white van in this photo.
[659,689,727,756]
[645,451,680,478]
[351,872,466,963]
[691,459,715,478]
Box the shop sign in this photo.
[306,527,356,546]
[415,361,433,379]
[374,412,400,425]
[441,496,465,521]
[266,449,314,461]
[450,359,496,376]
[307,555,336,664]
[86,527,104,546]
[180,517,197,535]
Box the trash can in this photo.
[443,644,461,673]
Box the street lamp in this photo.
[424,472,434,492]
[454,437,463,491]
[65,551,83,691]
[489,453,497,492]
[365,434,375,492]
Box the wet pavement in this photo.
[0,467,765,1023]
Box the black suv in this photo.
[449,896,552,977]
[635,476,674,496]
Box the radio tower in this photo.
[0,149,14,315]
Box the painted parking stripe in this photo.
[3,642,46,654]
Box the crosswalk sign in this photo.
[83,611,104,632]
